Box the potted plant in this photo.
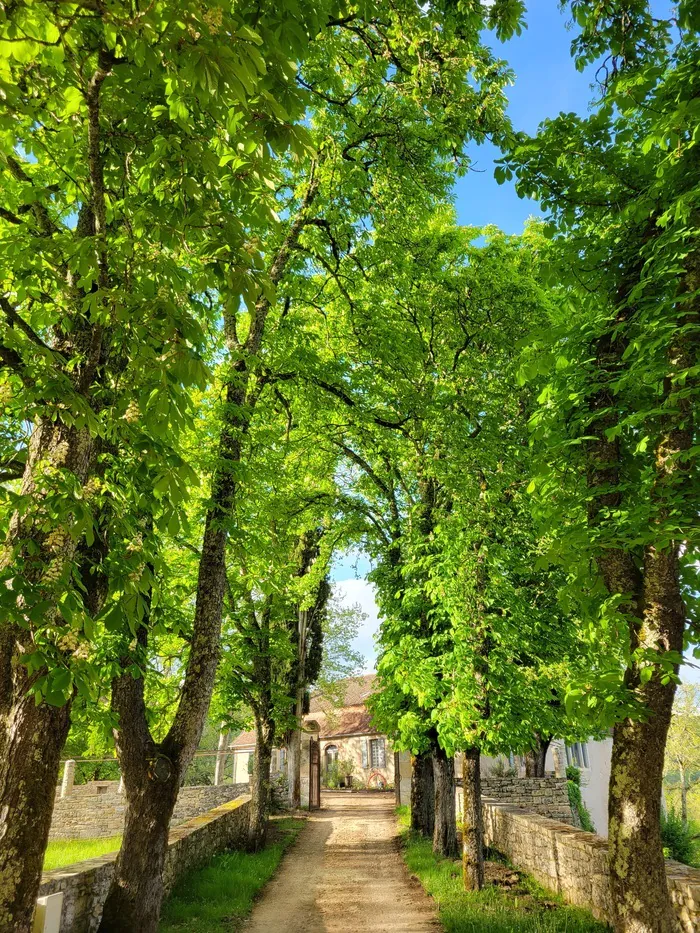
[338,755,356,789]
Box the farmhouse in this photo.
[230,674,396,789]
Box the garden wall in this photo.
[483,799,700,932]
[456,776,573,824]
[481,777,572,823]
[49,782,249,839]
[39,795,251,933]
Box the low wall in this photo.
[50,783,249,839]
[39,795,251,933]
[483,800,700,932]
[457,776,573,824]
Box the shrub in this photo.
[490,758,517,778]
[660,807,699,866]
[566,766,595,833]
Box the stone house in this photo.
[230,673,612,833]
[229,674,396,790]
[309,673,395,789]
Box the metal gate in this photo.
[309,737,321,809]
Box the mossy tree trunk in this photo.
[461,748,484,891]
[411,750,435,838]
[432,744,458,858]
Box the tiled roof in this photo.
[308,674,377,713]
[314,708,381,739]
[230,729,256,749]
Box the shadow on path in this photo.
[244,792,440,933]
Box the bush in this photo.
[490,758,517,778]
[566,766,595,833]
[660,807,699,866]
[323,760,342,789]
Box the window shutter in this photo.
[361,739,368,769]
[378,738,386,768]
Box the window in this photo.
[370,738,386,769]
[324,744,339,771]
[278,748,286,769]
[565,742,590,769]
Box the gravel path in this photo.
[244,791,440,932]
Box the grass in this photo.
[43,835,122,871]
[396,807,609,933]
[158,816,305,932]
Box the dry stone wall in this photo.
[39,796,251,933]
[483,799,700,932]
[49,782,249,839]
[456,777,573,824]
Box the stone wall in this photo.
[481,777,573,823]
[49,783,249,839]
[456,776,573,824]
[39,795,251,933]
[483,799,700,932]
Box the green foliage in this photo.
[159,818,304,932]
[660,808,700,867]
[566,768,596,834]
[397,809,607,932]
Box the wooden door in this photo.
[309,737,321,809]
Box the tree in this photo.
[665,685,700,825]
[502,4,700,928]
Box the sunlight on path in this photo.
[245,792,440,933]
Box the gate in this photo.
[309,736,321,809]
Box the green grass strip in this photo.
[159,817,305,932]
[396,807,609,933]
[43,835,123,872]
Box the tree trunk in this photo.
[679,763,687,824]
[432,745,458,858]
[248,717,274,852]
[608,701,678,933]
[214,725,230,786]
[588,249,697,932]
[410,751,435,837]
[287,689,303,809]
[461,748,484,891]
[0,696,71,932]
[524,735,551,778]
[97,771,180,933]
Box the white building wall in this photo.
[232,750,252,784]
[545,737,612,837]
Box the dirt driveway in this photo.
[244,791,440,932]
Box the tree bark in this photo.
[97,767,179,933]
[0,696,71,932]
[214,725,230,786]
[98,637,185,933]
[524,734,551,778]
[287,691,303,808]
[248,716,274,852]
[679,762,687,824]
[588,247,697,932]
[432,745,458,858]
[461,748,484,891]
[411,751,435,837]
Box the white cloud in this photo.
[333,578,380,673]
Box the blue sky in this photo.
[331,3,699,683]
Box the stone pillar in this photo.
[60,760,76,798]
[552,742,566,778]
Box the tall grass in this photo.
[159,817,305,932]
[396,807,609,932]
[43,836,122,872]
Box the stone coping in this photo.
[41,794,251,886]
